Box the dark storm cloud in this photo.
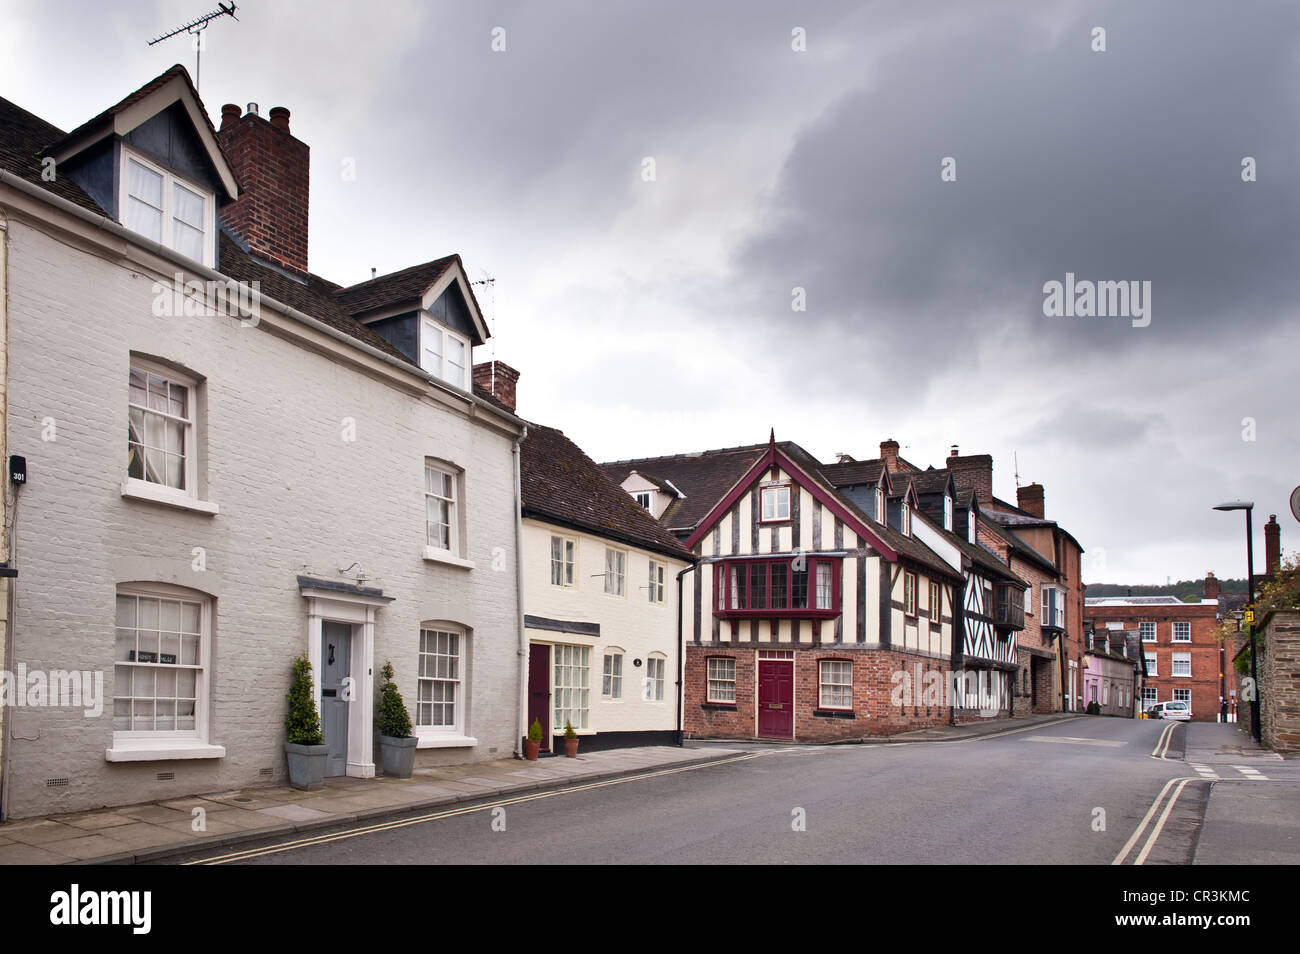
[735,1,1300,387]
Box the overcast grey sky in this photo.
[3,0,1296,585]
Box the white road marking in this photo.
[1024,736,1127,747]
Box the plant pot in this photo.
[564,737,579,758]
[285,741,329,791]
[524,738,541,761]
[379,735,419,778]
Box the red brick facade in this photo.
[684,646,953,741]
[1084,601,1222,721]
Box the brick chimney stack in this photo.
[217,103,309,276]
[472,360,520,413]
[1265,514,1281,576]
[1204,571,1221,601]
[1017,482,1045,518]
[879,439,901,473]
[945,446,994,505]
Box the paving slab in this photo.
[257,804,335,822]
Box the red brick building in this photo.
[1084,594,1221,720]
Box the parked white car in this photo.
[1146,701,1192,721]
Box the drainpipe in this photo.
[513,425,528,758]
[675,564,694,746]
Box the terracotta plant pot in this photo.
[564,737,579,758]
[524,738,541,761]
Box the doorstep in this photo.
[0,744,745,865]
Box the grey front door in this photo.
[320,621,352,777]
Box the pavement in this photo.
[0,744,745,866]
[1182,721,1300,864]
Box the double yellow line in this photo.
[185,753,760,865]
[1150,720,1180,759]
[1112,775,1206,865]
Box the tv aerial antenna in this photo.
[147,3,239,93]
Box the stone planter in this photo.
[379,735,418,778]
[285,741,329,791]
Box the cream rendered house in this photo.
[507,422,693,753]
[0,67,526,818]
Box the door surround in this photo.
[299,579,394,779]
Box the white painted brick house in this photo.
[0,66,526,818]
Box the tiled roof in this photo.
[980,515,1059,576]
[522,425,694,562]
[333,255,458,315]
[0,95,105,213]
[908,470,952,496]
[218,233,414,365]
[820,459,886,487]
[600,444,768,533]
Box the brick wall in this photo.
[217,107,309,276]
[683,646,952,741]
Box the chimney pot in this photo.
[880,439,901,473]
[246,102,259,116]
[1204,571,1222,601]
[1017,482,1045,518]
[220,103,240,130]
[269,106,291,131]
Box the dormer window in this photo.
[967,509,975,544]
[634,491,653,512]
[420,317,470,390]
[875,487,885,522]
[120,148,214,267]
[901,501,911,536]
[943,495,953,531]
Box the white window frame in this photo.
[1172,652,1192,678]
[1142,686,1158,708]
[602,649,624,699]
[648,560,665,603]
[1145,653,1158,677]
[119,146,216,268]
[107,583,222,761]
[1172,622,1191,643]
[424,462,459,556]
[818,659,853,710]
[943,495,953,531]
[634,491,653,512]
[706,657,736,704]
[550,534,576,587]
[876,487,886,522]
[604,547,627,597]
[1140,622,1157,642]
[760,484,791,522]
[929,581,942,625]
[123,357,218,515]
[416,626,465,739]
[554,643,590,731]
[1173,688,1191,704]
[419,316,471,390]
[645,654,666,702]
[967,509,976,544]
[903,571,917,617]
[901,501,911,535]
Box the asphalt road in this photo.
[164,717,1300,865]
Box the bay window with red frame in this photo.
[713,556,841,619]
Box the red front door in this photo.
[758,660,794,739]
[528,643,552,753]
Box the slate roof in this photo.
[521,424,694,563]
[600,444,768,533]
[1084,596,1187,606]
[908,470,953,496]
[979,513,1059,576]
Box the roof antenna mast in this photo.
[147,3,239,93]
[1013,452,1020,489]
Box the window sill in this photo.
[422,547,475,570]
[105,740,226,762]
[415,733,477,749]
[121,479,218,515]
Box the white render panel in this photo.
[2,219,523,817]
[522,518,686,737]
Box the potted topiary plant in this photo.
[285,653,328,790]
[563,720,579,758]
[376,660,417,778]
[524,717,542,760]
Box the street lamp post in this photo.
[1213,501,1261,743]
